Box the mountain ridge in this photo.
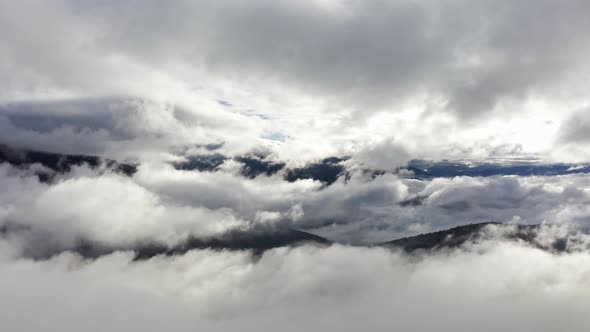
[381,222,569,252]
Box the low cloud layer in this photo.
[2,1,590,330]
[2,159,590,249]
[1,241,590,332]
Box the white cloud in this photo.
[0,164,245,255]
[2,2,590,328]
[3,161,590,246]
[1,242,590,331]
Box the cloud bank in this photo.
[2,1,590,330]
[1,242,590,332]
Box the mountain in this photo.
[381,222,567,252]
[174,154,348,185]
[13,227,331,260]
[0,144,137,181]
[132,227,331,260]
[4,143,590,186]
[6,220,580,261]
[403,159,590,178]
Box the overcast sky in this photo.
[1,0,590,163]
[1,1,590,331]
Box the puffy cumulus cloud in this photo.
[351,138,411,171]
[4,158,590,247]
[133,165,411,243]
[305,173,590,244]
[1,241,590,331]
[0,164,244,256]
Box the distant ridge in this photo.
[3,221,583,261]
[131,227,331,260]
[3,144,590,186]
[402,159,590,178]
[6,227,331,260]
[382,222,567,252]
[0,144,137,181]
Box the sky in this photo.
[1,1,590,331]
[1,0,590,163]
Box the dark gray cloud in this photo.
[0,0,589,163]
[0,98,139,140]
[0,97,264,161]
[13,0,584,118]
[559,108,590,144]
[2,1,589,118]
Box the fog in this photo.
[1,241,590,332]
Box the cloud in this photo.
[559,108,590,144]
[3,159,590,247]
[2,2,590,328]
[351,138,411,170]
[0,97,266,161]
[0,164,245,257]
[1,1,590,162]
[1,241,590,331]
[304,173,590,243]
[4,1,590,116]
